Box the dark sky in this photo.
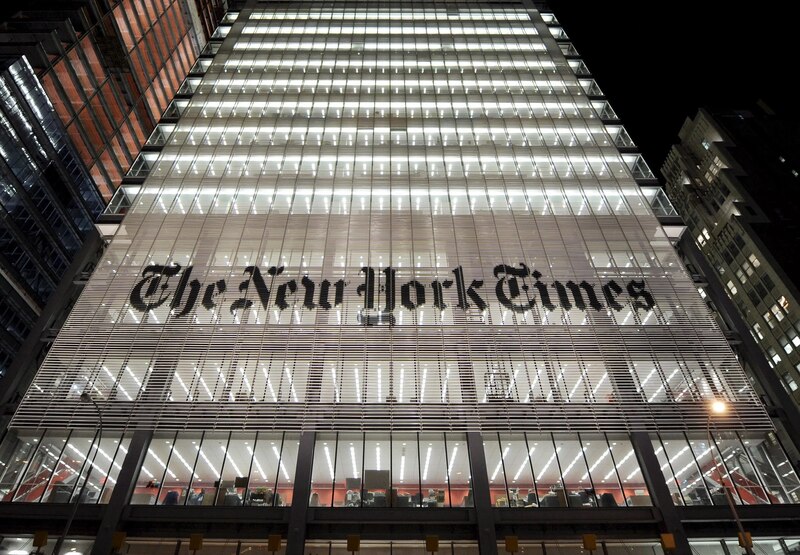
[548,1,795,176]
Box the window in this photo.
[767,347,781,365]
[752,323,764,340]
[696,234,706,247]
[782,373,798,392]
[133,432,298,506]
[310,433,468,508]
[701,138,711,150]
[736,269,747,285]
[725,280,738,296]
[778,296,790,312]
[748,253,761,268]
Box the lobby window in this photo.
[132,432,298,506]
[309,433,469,507]
[484,433,648,508]
[655,432,799,505]
[0,429,129,504]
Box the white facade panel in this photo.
[10,4,770,433]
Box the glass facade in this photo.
[131,431,298,506]
[2,2,799,553]
[37,0,200,199]
[0,57,104,377]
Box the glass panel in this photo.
[335,432,363,507]
[609,436,649,506]
[583,434,620,507]
[687,434,730,506]
[484,433,508,507]
[447,434,471,508]
[653,437,684,505]
[90,432,129,503]
[159,433,198,505]
[533,434,564,506]
[10,431,56,503]
[219,432,256,505]
[743,433,800,503]
[712,432,770,505]
[190,432,225,506]
[661,434,710,506]
[275,434,299,506]
[247,432,282,506]
[363,433,390,507]
[311,433,336,507]
[391,432,420,507]
[419,433,448,507]
[46,432,94,503]
[132,432,175,505]
[500,433,535,507]
[553,433,593,507]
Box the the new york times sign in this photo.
[129,262,656,320]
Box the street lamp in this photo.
[706,400,754,555]
[52,392,104,555]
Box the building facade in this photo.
[1,2,799,554]
[0,57,106,380]
[0,0,226,409]
[663,107,800,406]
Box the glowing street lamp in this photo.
[706,399,754,555]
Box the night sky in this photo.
[548,1,795,175]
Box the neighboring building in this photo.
[0,57,105,380]
[663,106,800,405]
[0,0,219,201]
[0,0,225,407]
[0,3,799,555]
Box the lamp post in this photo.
[52,392,103,555]
[706,400,754,555]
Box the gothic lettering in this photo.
[128,262,658,320]
[602,280,625,311]
[494,263,536,312]
[130,263,182,312]
[401,280,426,310]
[627,279,655,312]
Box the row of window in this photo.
[240,24,539,36]
[232,39,549,53]
[54,352,731,411]
[121,183,649,219]
[1,429,795,508]
[249,10,532,21]
[22,536,800,555]
[162,127,621,150]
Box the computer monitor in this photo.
[363,469,391,490]
[346,477,361,490]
